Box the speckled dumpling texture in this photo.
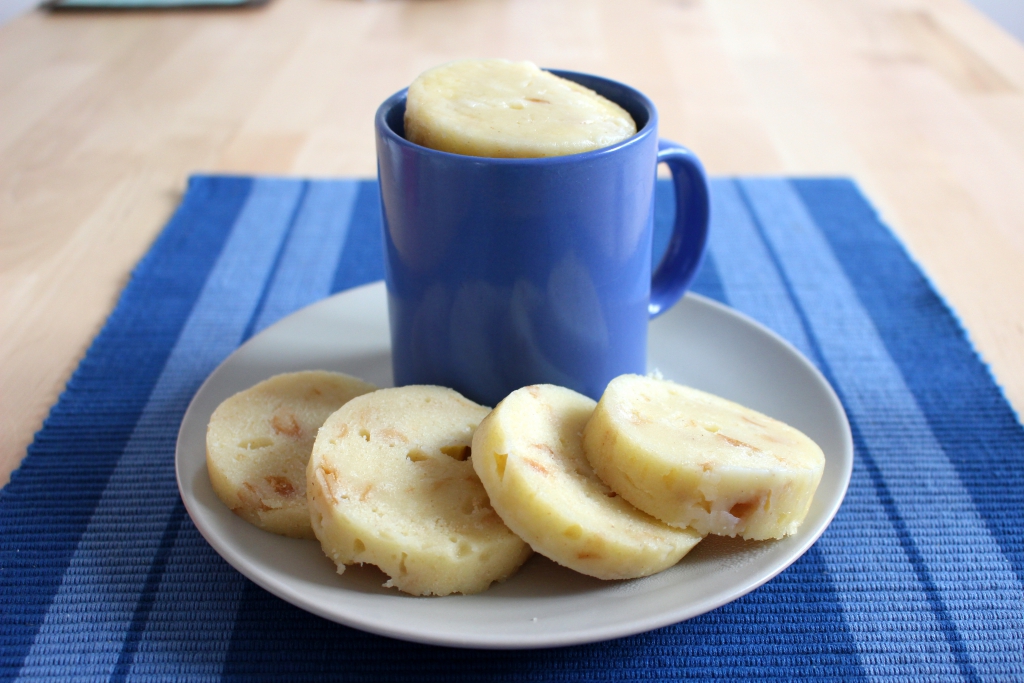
[471,384,701,580]
[307,386,532,596]
[206,371,377,539]
[404,59,636,158]
[583,375,825,540]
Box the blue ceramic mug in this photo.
[375,71,710,407]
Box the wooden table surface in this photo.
[1,0,1022,486]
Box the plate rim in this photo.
[175,280,852,649]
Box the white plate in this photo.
[176,281,852,649]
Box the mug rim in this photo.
[375,69,659,165]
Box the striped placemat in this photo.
[1,176,1022,680]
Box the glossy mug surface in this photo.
[375,71,710,407]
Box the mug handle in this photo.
[649,139,711,318]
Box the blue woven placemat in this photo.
[2,176,1023,681]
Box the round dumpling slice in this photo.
[583,375,826,540]
[307,386,531,596]
[205,368,378,540]
[404,59,637,158]
[206,371,377,539]
[472,384,702,580]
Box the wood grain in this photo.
[1,0,1023,485]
